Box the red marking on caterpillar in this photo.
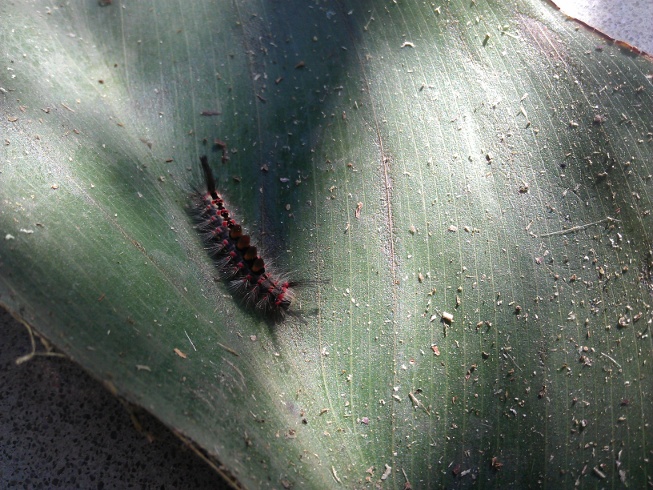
[195,155,300,321]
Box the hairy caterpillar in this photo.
[194,155,298,320]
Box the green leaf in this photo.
[2,1,652,488]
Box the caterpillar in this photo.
[195,155,298,321]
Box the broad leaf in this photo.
[1,1,652,488]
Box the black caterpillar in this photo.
[194,156,297,319]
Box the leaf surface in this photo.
[1,1,652,488]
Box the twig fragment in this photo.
[536,217,618,238]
